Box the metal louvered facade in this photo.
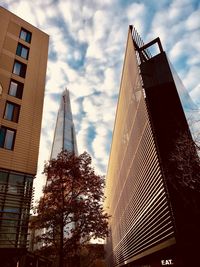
[105,26,176,267]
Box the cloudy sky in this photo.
[2,0,200,201]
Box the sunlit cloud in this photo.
[185,9,200,31]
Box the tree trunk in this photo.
[58,241,63,267]
[59,176,64,267]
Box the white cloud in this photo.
[92,133,109,161]
[126,3,146,34]
[172,0,193,6]
[8,1,38,26]
[76,117,91,153]
[86,41,104,59]
[57,0,87,41]
[49,28,69,59]
[183,66,200,92]
[186,9,200,31]
[82,96,102,123]
[190,84,200,105]
[100,68,117,96]
[169,40,187,61]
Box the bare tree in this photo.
[170,131,200,193]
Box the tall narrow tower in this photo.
[50,88,78,159]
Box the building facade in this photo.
[0,6,49,258]
[50,88,78,159]
[105,26,200,267]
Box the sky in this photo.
[1,0,200,202]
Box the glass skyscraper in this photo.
[50,88,78,159]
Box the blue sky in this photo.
[2,0,200,201]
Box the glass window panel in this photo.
[13,105,20,122]
[16,84,23,99]
[0,127,6,148]
[16,43,29,59]
[20,64,26,78]
[0,172,8,195]
[21,47,28,59]
[1,219,18,227]
[7,184,17,194]
[4,207,20,213]
[3,207,20,220]
[20,28,32,43]
[4,129,15,149]
[9,174,24,195]
[0,184,7,195]
[16,87,23,98]
[0,172,8,183]
[4,103,14,120]
[4,102,20,123]
[16,43,22,56]
[20,30,27,41]
[9,80,23,99]
[9,174,24,185]
[9,81,18,97]
[13,61,26,78]
[26,32,31,43]
[13,62,21,75]
[0,127,16,150]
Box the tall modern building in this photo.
[50,88,78,159]
[105,26,200,267]
[0,6,49,261]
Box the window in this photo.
[9,79,23,99]
[0,126,16,150]
[4,101,20,123]
[0,172,8,194]
[19,28,32,43]
[16,43,29,60]
[8,174,24,194]
[3,207,20,219]
[0,172,8,183]
[13,60,26,78]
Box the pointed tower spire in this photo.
[50,88,78,159]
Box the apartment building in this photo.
[0,6,49,261]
